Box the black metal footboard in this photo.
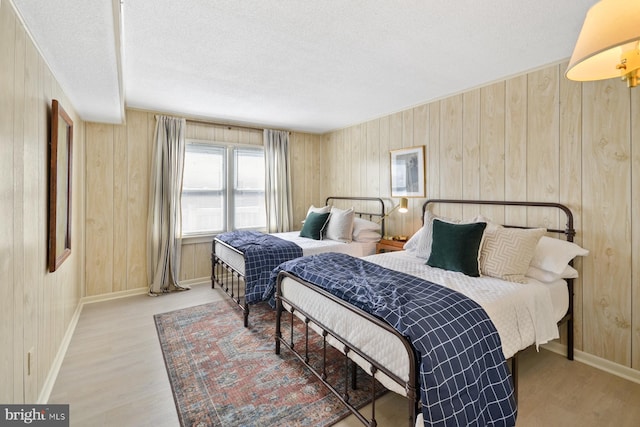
[211,238,250,327]
[275,271,419,427]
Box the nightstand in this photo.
[376,238,407,254]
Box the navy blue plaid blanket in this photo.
[267,252,517,427]
[215,231,303,304]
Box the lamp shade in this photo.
[566,0,640,82]
[398,197,408,213]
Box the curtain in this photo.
[264,129,294,233]
[147,115,188,295]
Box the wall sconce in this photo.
[566,0,640,87]
[377,197,408,224]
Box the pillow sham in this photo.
[352,229,382,243]
[405,211,459,259]
[427,219,487,277]
[525,265,579,283]
[529,236,589,275]
[299,212,331,240]
[352,217,381,235]
[306,204,331,216]
[325,207,355,242]
[479,226,545,283]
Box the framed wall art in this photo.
[48,99,73,272]
[390,146,425,197]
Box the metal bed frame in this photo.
[274,199,576,427]
[211,196,386,327]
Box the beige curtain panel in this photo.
[148,115,188,295]
[264,129,293,233]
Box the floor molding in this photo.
[82,287,149,305]
[543,341,640,385]
[38,302,83,404]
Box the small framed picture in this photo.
[390,146,425,197]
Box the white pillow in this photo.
[525,265,579,283]
[480,226,545,283]
[529,236,589,275]
[403,229,422,252]
[306,205,331,216]
[353,229,382,243]
[324,207,355,242]
[352,217,381,238]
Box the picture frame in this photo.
[48,99,73,272]
[390,146,425,197]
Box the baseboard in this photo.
[81,287,149,305]
[542,341,640,385]
[180,277,210,287]
[37,302,83,404]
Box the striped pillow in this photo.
[480,226,545,283]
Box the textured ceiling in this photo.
[12,0,595,133]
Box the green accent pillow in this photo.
[299,212,331,240]
[427,219,487,277]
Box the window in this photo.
[182,141,265,235]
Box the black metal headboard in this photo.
[423,199,575,242]
[422,198,576,361]
[325,196,386,236]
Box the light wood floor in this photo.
[49,283,640,426]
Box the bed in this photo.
[211,196,386,326]
[271,199,585,427]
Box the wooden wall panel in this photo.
[319,61,640,374]
[582,80,632,366]
[504,75,527,225]
[125,110,151,290]
[479,82,505,222]
[2,0,85,403]
[559,63,583,350]
[290,133,305,224]
[462,90,481,220]
[440,96,463,220]
[428,104,440,209]
[0,0,16,403]
[527,67,560,229]
[411,106,428,229]
[85,114,320,287]
[22,33,41,404]
[632,90,640,370]
[12,19,26,401]
[86,124,115,295]
[113,124,128,292]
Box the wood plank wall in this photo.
[85,110,322,292]
[1,0,85,404]
[320,62,640,372]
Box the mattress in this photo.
[213,231,378,276]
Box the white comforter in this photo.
[363,251,563,359]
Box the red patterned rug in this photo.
[154,298,385,426]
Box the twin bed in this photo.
[210,198,584,426]
[211,196,386,326]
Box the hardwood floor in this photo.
[49,283,640,426]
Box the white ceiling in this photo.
[12,0,595,134]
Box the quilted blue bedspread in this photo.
[267,252,517,427]
[215,230,303,304]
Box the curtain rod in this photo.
[185,117,264,133]
[154,114,291,134]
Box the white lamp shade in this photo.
[566,0,640,81]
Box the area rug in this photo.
[154,299,385,426]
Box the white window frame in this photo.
[182,139,265,243]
